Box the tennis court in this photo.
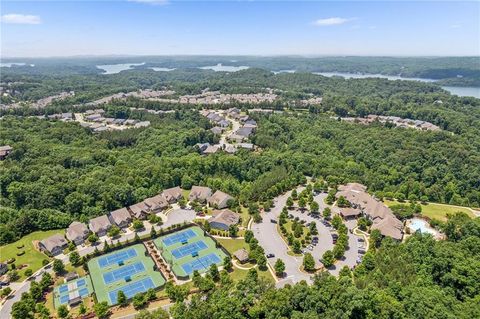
[162,228,197,246]
[171,240,208,258]
[154,226,228,279]
[98,248,137,268]
[181,253,222,274]
[103,261,146,284]
[54,276,93,308]
[108,278,155,304]
[88,244,166,305]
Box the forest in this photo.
[168,213,480,319]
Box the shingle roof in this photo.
[189,186,212,202]
[210,209,240,227]
[109,207,131,225]
[66,222,89,241]
[89,215,112,233]
[40,234,67,252]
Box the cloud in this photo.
[1,14,41,24]
[128,0,169,5]
[312,17,351,26]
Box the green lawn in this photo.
[0,229,64,281]
[229,267,275,283]
[239,206,251,227]
[384,200,475,222]
[216,238,249,255]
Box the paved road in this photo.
[252,188,312,285]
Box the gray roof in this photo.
[208,190,234,207]
[235,127,253,137]
[189,186,212,202]
[66,222,89,241]
[162,186,183,202]
[209,209,240,227]
[40,234,67,252]
[233,248,249,262]
[109,207,132,225]
[89,215,112,233]
[129,202,150,218]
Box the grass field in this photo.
[215,238,248,255]
[384,200,476,221]
[88,244,166,305]
[0,229,63,281]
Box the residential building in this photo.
[189,186,212,203]
[39,234,68,256]
[66,222,89,245]
[162,186,183,203]
[144,194,169,213]
[209,209,240,230]
[208,190,234,209]
[88,215,112,237]
[109,207,132,228]
[128,202,150,220]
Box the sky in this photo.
[1,1,479,57]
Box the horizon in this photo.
[1,1,479,57]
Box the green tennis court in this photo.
[154,226,227,280]
[87,244,165,305]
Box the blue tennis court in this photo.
[60,295,69,304]
[79,288,89,297]
[108,278,155,304]
[181,253,221,274]
[77,278,86,287]
[171,240,208,259]
[59,285,68,293]
[98,248,137,268]
[162,229,197,247]
[103,262,146,284]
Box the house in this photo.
[162,186,183,203]
[235,127,254,138]
[210,127,223,135]
[0,263,8,275]
[233,248,249,264]
[0,145,13,160]
[109,207,132,228]
[66,222,89,245]
[218,119,230,128]
[128,202,150,220]
[88,215,112,237]
[195,143,210,152]
[209,209,240,230]
[189,186,212,203]
[208,190,234,209]
[144,194,169,213]
[39,234,68,256]
[203,145,219,154]
[237,143,254,150]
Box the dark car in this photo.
[331,233,339,239]
[270,219,277,224]
[266,253,275,258]
[358,249,366,255]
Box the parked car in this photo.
[358,238,365,242]
[266,253,275,258]
[358,249,366,255]
[270,219,277,224]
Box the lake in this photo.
[0,62,34,67]
[199,63,249,72]
[313,72,479,98]
[96,62,145,74]
[150,67,176,72]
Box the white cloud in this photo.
[128,0,169,5]
[313,17,350,26]
[1,14,41,25]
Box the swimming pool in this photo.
[409,218,437,236]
